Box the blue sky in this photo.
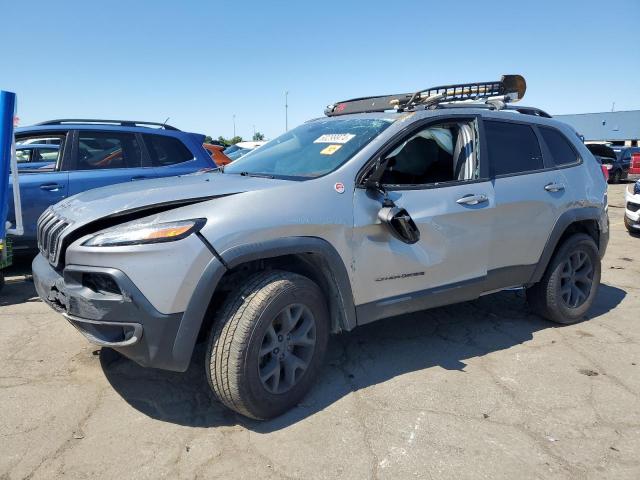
[1,0,639,140]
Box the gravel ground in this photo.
[1,183,638,480]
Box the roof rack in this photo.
[430,102,552,118]
[505,106,552,118]
[325,74,527,117]
[34,119,180,130]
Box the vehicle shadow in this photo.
[0,255,38,307]
[101,283,626,431]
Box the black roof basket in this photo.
[35,119,180,130]
[325,74,526,117]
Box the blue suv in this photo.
[8,119,215,252]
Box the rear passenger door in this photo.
[142,134,200,178]
[67,130,156,196]
[485,119,571,280]
[10,131,71,248]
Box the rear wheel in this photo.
[610,169,622,184]
[206,270,329,419]
[527,233,601,324]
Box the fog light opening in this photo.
[82,273,121,295]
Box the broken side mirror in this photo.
[377,203,420,244]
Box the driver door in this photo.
[352,118,495,323]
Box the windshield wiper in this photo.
[239,171,274,179]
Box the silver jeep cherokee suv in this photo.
[33,76,608,419]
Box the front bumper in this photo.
[32,253,226,371]
[624,188,640,228]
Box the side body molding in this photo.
[528,206,607,285]
[222,236,358,332]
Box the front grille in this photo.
[627,202,640,213]
[37,209,71,267]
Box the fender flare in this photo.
[528,206,605,285]
[171,236,357,372]
[222,236,357,331]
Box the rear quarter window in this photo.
[143,134,194,166]
[485,120,543,176]
[539,127,579,166]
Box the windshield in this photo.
[223,145,240,155]
[224,118,392,179]
[225,148,251,161]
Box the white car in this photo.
[624,181,640,233]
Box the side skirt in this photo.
[355,264,536,326]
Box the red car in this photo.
[203,143,232,166]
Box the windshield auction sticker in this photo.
[314,133,355,144]
[320,144,342,155]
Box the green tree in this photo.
[217,135,244,146]
[252,131,265,141]
[204,135,213,144]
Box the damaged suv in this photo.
[33,75,608,419]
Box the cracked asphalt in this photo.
[1,183,639,479]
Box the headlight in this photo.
[83,219,206,247]
[634,182,640,195]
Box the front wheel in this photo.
[206,270,329,419]
[527,233,601,324]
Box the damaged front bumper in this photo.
[32,253,225,371]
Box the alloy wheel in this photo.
[559,250,594,308]
[258,304,317,394]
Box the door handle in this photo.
[130,176,148,181]
[456,194,488,206]
[40,183,62,191]
[544,182,565,192]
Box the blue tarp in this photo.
[0,91,17,242]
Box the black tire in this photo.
[610,169,621,184]
[527,233,601,324]
[206,270,329,419]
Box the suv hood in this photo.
[50,172,288,226]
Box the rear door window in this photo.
[143,134,194,166]
[15,147,32,163]
[485,120,543,176]
[76,132,142,170]
[539,127,579,166]
[14,132,66,170]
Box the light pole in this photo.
[232,114,236,138]
[284,90,289,132]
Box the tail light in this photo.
[630,153,640,175]
[600,164,609,181]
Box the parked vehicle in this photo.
[8,119,215,251]
[203,143,232,166]
[624,180,640,233]
[586,144,627,183]
[223,141,266,161]
[15,143,59,171]
[631,152,640,181]
[32,76,608,420]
